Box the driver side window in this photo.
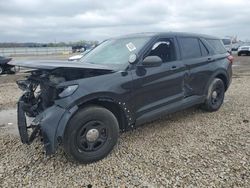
[147,38,176,62]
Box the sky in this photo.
[0,0,249,43]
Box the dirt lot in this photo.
[0,55,249,187]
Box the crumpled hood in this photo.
[8,60,113,71]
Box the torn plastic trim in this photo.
[38,105,70,155]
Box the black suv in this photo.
[10,32,233,163]
[0,56,13,74]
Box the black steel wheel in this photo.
[201,78,225,112]
[63,105,119,164]
[76,120,108,152]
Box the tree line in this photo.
[0,40,99,48]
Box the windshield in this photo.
[79,37,150,66]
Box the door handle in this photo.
[207,57,214,62]
[171,65,177,70]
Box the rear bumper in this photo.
[17,97,77,155]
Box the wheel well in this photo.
[78,99,128,132]
[216,74,228,91]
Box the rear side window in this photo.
[179,37,201,59]
[206,39,227,54]
[199,40,209,56]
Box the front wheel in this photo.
[63,106,119,164]
[201,78,225,112]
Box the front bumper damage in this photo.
[17,96,78,155]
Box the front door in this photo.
[131,38,187,119]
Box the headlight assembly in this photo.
[58,85,78,98]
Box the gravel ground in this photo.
[0,55,249,187]
[0,75,23,110]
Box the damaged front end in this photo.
[17,70,73,154]
[16,65,114,155]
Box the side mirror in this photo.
[142,56,162,67]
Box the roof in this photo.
[113,32,219,40]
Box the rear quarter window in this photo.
[206,39,227,54]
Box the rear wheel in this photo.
[63,106,119,163]
[201,78,225,112]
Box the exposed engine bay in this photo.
[18,68,113,117]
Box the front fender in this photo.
[39,105,78,155]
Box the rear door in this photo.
[177,37,212,96]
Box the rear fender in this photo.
[204,69,229,96]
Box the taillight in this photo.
[227,55,234,63]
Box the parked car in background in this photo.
[72,45,85,53]
[11,32,233,163]
[68,49,91,61]
[231,43,241,51]
[72,44,98,53]
[68,53,84,61]
[238,45,250,56]
[0,56,14,74]
[222,38,232,52]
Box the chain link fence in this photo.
[0,47,72,56]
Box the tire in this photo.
[238,52,241,56]
[201,78,225,112]
[0,66,3,75]
[63,105,119,164]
